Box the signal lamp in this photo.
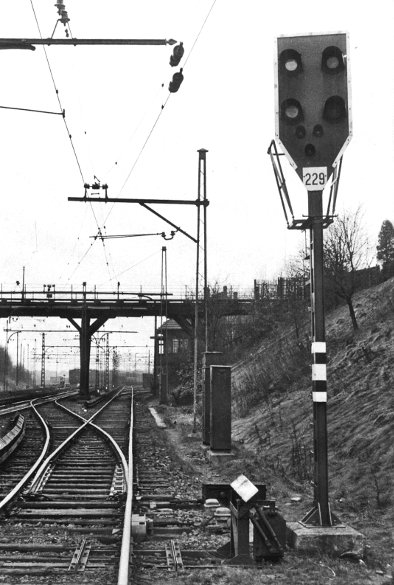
[323,96,347,123]
[170,42,184,67]
[322,46,345,74]
[169,68,184,93]
[281,98,303,124]
[295,125,306,139]
[313,124,324,137]
[279,49,302,75]
[305,144,316,157]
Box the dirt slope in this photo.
[230,277,394,571]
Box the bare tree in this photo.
[324,207,370,331]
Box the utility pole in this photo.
[199,148,209,353]
[193,158,202,431]
[41,333,45,388]
[104,333,110,390]
[16,331,20,388]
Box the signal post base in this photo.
[287,521,365,557]
[206,449,234,464]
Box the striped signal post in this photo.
[272,33,352,527]
[304,189,330,526]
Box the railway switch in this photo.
[203,478,285,564]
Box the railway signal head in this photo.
[170,42,184,67]
[276,33,351,190]
[169,68,184,93]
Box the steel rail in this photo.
[54,394,128,476]
[27,388,126,492]
[40,387,134,583]
[117,387,134,585]
[0,390,78,415]
[0,399,51,512]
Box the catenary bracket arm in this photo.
[139,203,197,243]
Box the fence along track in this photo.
[0,388,133,583]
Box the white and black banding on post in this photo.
[311,341,327,402]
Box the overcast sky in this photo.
[0,0,393,373]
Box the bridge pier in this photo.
[68,312,108,400]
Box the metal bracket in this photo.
[267,139,343,231]
[300,503,343,527]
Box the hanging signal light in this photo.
[170,42,184,67]
[169,68,184,93]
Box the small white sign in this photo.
[230,474,258,502]
[302,167,328,191]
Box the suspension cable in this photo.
[116,0,217,197]
[29,0,85,184]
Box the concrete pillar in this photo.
[202,351,223,445]
[210,365,231,452]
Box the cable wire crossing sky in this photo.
[0,0,393,363]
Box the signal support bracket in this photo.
[267,139,342,231]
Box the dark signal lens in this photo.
[313,124,324,137]
[323,96,347,122]
[305,144,316,157]
[322,46,345,74]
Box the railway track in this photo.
[0,388,133,584]
[131,393,227,582]
[0,409,45,500]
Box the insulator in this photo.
[60,10,70,23]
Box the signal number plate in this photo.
[302,167,327,191]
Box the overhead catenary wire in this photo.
[107,0,218,211]
[29,0,85,185]
[98,248,161,285]
[32,1,216,287]
[29,1,117,282]
[63,0,218,263]
[0,105,64,116]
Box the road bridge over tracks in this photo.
[0,286,253,399]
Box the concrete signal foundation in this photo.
[287,521,366,557]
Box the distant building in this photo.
[49,375,64,386]
[154,319,191,391]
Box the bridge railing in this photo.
[0,285,257,304]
